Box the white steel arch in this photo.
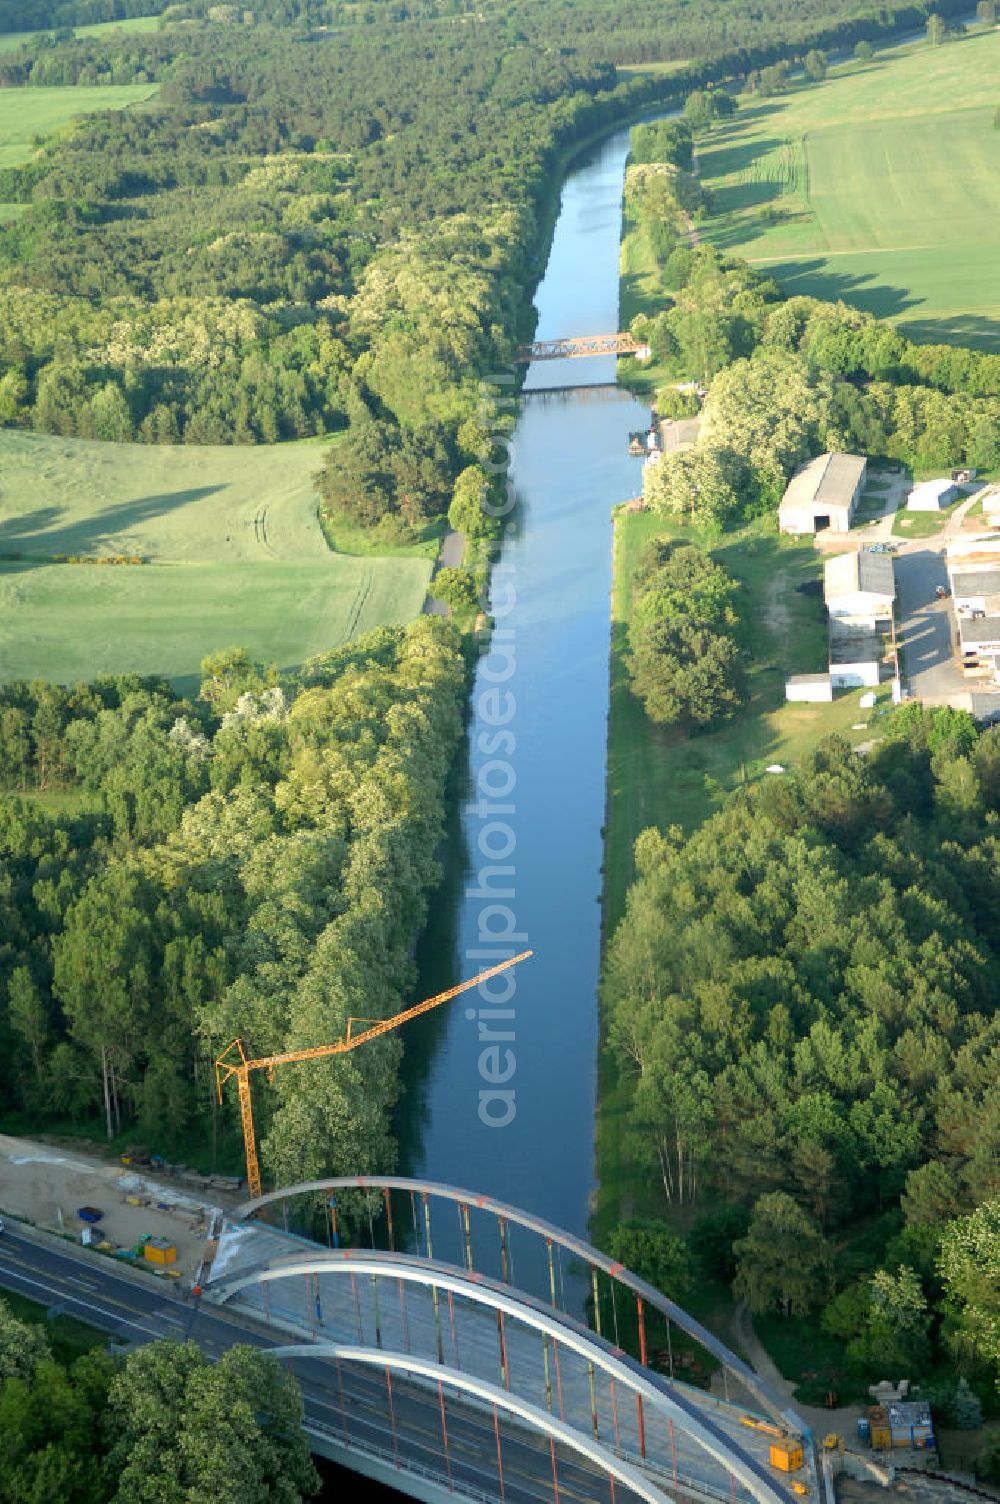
[283,1342,676,1504]
[231,1173,792,1429]
[205,1248,791,1504]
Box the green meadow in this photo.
[699,27,1000,348]
[0,16,162,50]
[0,434,432,687]
[0,81,158,172]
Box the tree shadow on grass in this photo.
[895,312,1000,352]
[696,135,784,183]
[0,485,226,561]
[748,259,923,322]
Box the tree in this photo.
[630,613,745,727]
[854,40,874,60]
[938,1201,1000,1382]
[0,1343,116,1502]
[758,62,790,95]
[104,1341,319,1503]
[448,464,496,539]
[976,1432,1000,1484]
[626,538,745,729]
[429,566,479,613]
[976,0,996,24]
[644,445,741,531]
[689,1205,751,1283]
[199,648,268,715]
[88,382,133,442]
[864,1266,932,1374]
[949,1377,984,1430]
[7,966,51,1094]
[53,864,164,1138]
[803,49,827,82]
[700,348,836,512]
[0,368,28,424]
[683,89,735,130]
[927,14,948,44]
[733,1192,831,1315]
[606,1220,693,1300]
[902,1160,963,1228]
[0,1298,51,1383]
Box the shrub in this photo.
[430,565,480,613]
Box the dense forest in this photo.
[0,0,989,540]
[605,714,1000,1427]
[0,1313,318,1503]
[0,619,465,1182]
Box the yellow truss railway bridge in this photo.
[514,332,649,362]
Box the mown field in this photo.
[0,80,158,173]
[698,26,1000,348]
[0,16,162,50]
[0,434,432,687]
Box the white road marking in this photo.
[0,1262,162,1339]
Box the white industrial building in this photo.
[946,536,1000,679]
[829,623,885,688]
[824,551,895,625]
[778,452,867,535]
[822,550,895,689]
[977,483,1000,531]
[907,478,958,512]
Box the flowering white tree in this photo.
[939,1200,1000,1384]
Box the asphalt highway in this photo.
[0,1223,643,1504]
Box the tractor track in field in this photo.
[345,566,373,640]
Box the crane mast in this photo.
[216,950,532,1200]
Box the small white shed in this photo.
[831,660,881,689]
[785,673,833,703]
[907,478,958,512]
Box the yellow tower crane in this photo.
[215,950,533,1200]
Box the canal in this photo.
[400,123,654,1281]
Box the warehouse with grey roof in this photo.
[778,452,867,535]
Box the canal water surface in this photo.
[401,124,654,1276]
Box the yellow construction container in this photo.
[143,1236,177,1266]
[770,1443,804,1473]
[868,1406,891,1450]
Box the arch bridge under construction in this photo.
[201,1175,824,1504]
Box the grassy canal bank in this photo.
[593,120,899,1316]
[596,486,896,1250]
[596,25,1000,1263]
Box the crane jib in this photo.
[215,950,534,1200]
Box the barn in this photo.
[778,452,867,535]
[824,551,895,625]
